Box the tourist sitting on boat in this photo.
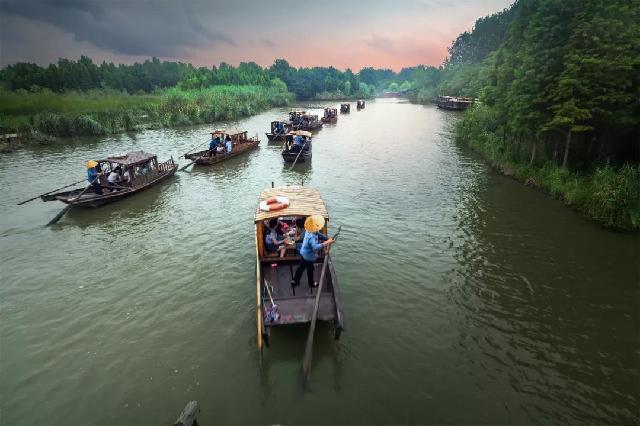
[292,215,333,288]
[225,135,233,153]
[265,218,287,257]
[209,136,221,156]
[122,168,131,183]
[107,166,122,190]
[86,160,103,194]
[275,217,289,236]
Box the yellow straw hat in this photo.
[304,215,325,233]
[85,160,98,169]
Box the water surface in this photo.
[1,99,638,425]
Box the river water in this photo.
[0,99,638,425]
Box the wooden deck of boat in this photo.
[262,262,335,325]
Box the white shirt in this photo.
[107,171,120,183]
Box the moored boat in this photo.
[266,121,292,142]
[321,107,338,123]
[282,130,312,163]
[340,103,350,113]
[184,129,259,165]
[41,151,176,208]
[435,95,475,111]
[356,99,365,109]
[254,185,344,350]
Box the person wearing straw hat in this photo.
[291,215,334,288]
[85,160,103,194]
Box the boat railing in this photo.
[131,159,175,187]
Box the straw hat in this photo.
[85,160,98,169]
[304,215,325,233]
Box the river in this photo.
[0,99,638,425]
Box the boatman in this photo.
[86,160,102,194]
[291,215,334,289]
[209,135,221,156]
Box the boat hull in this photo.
[184,140,259,165]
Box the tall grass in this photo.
[456,105,640,230]
[0,85,293,140]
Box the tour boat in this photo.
[321,107,338,123]
[356,99,365,109]
[41,151,176,208]
[340,103,350,113]
[281,130,312,163]
[184,129,260,165]
[253,185,345,351]
[265,121,292,142]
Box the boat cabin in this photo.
[435,96,475,111]
[254,185,344,348]
[340,103,350,113]
[288,110,307,124]
[294,114,322,131]
[321,107,338,123]
[266,121,292,141]
[184,129,260,165]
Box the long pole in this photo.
[288,142,308,171]
[302,226,341,378]
[46,177,98,226]
[17,178,86,205]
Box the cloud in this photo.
[1,0,234,57]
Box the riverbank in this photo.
[0,85,293,152]
[456,106,640,231]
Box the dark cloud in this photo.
[1,0,234,57]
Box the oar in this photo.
[302,226,341,378]
[179,139,212,171]
[17,178,86,205]
[47,178,98,226]
[288,142,308,170]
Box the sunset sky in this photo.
[0,0,513,71]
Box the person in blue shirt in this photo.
[86,160,103,194]
[209,136,221,156]
[291,215,334,288]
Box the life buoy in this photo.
[259,195,290,212]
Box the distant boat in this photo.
[435,95,475,111]
[265,121,292,142]
[340,103,350,113]
[356,100,365,109]
[321,107,338,123]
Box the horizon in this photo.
[0,0,514,71]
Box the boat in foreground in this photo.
[41,151,176,208]
[282,130,312,163]
[321,107,338,123]
[340,103,350,113]
[254,185,345,350]
[184,129,259,165]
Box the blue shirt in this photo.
[87,168,99,183]
[294,136,303,146]
[225,140,232,152]
[209,138,220,150]
[300,231,327,262]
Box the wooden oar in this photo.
[47,178,97,226]
[17,178,86,205]
[179,139,213,171]
[302,226,341,378]
[288,142,308,170]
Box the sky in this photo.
[0,0,514,71]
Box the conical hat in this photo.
[304,215,325,232]
[85,160,98,169]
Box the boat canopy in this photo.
[254,185,328,223]
[211,129,246,137]
[98,151,156,166]
[288,130,312,137]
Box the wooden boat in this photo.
[340,103,350,113]
[254,185,345,350]
[435,95,475,111]
[356,99,365,109]
[289,112,323,131]
[321,107,338,123]
[184,129,259,165]
[41,151,176,208]
[266,121,292,142]
[282,130,312,163]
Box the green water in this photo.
[0,99,638,425]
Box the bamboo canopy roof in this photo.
[289,130,312,137]
[254,186,329,223]
[211,129,246,136]
[99,151,156,166]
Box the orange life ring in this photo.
[260,196,290,211]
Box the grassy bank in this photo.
[456,105,640,231]
[0,85,293,150]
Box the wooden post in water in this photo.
[174,401,200,426]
